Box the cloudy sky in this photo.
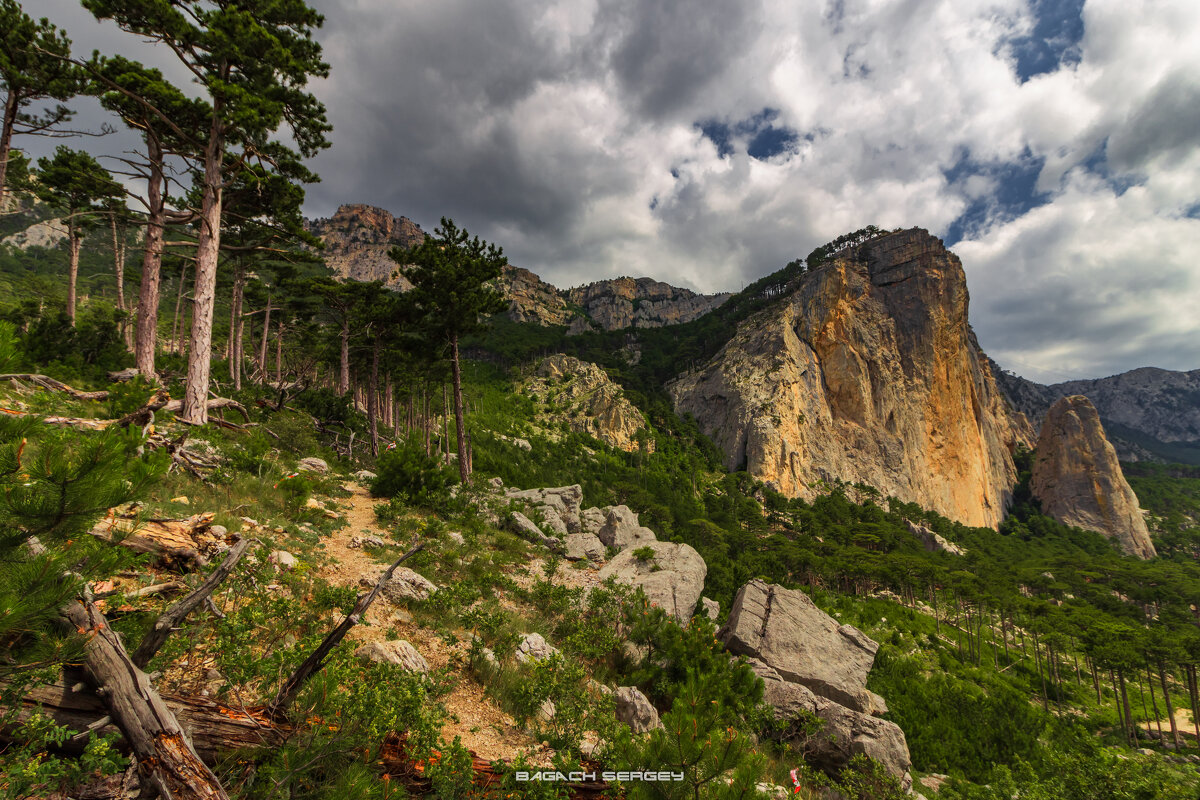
[26,0,1200,383]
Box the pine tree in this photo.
[34,147,124,326]
[83,0,331,423]
[0,0,85,205]
[390,218,508,482]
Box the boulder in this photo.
[564,531,606,562]
[701,597,720,621]
[750,658,911,790]
[515,632,559,664]
[108,367,140,382]
[353,469,377,481]
[364,567,437,602]
[512,438,532,452]
[297,457,330,474]
[448,531,466,546]
[508,511,563,552]
[580,507,606,535]
[355,640,429,674]
[506,485,584,533]
[269,550,297,570]
[1031,395,1157,559]
[614,686,662,733]
[904,520,966,556]
[599,541,706,623]
[348,535,385,549]
[596,505,657,550]
[720,580,878,712]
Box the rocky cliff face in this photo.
[566,277,731,331]
[670,228,1033,529]
[995,364,1200,463]
[526,354,651,452]
[1031,396,1157,559]
[305,204,426,288]
[502,267,573,325]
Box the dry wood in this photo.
[132,537,253,668]
[267,543,425,719]
[60,599,231,799]
[0,373,111,401]
[164,396,250,421]
[6,679,285,765]
[89,509,221,569]
[95,581,187,600]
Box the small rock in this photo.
[353,469,377,481]
[701,597,720,621]
[488,476,503,490]
[170,496,190,505]
[269,550,297,570]
[615,686,662,733]
[305,497,324,510]
[515,632,559,664]
[511,438,532,452]
[209,524,229,538]
[355,640,429,674]
[348,535,385,549]
[588,679,612,696]
[297,457,329,474]
[364,567,438,602]
[448,531,466,546]
[108,367,140,382]
[755,784,788,800]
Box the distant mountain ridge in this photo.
[305,203,730,331]
[992,364,1200,464]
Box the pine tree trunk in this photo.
[368,337,380,457]
[275,321,284,385]
[1189,665,1200,745]
[0,92,18,207]
[450,337,469,481]
[67,219,81,327]
[1120,671,1135,746]
[1143,668,1159,740]
[258,291,272,384]
[181,119,226,425]
[134,139,166,376]
[231,265,244,390]
[1032,632,1049,712]
[339,321,350,395]
[111,213,125,312]
[1160,661,1182,750]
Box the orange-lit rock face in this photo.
[305,204,426,287]
[1031,396,1156,559]
[670,229,1033,529]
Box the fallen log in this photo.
[132,536,253,668]
[164,397,250,422]
[7,679,285,765]
[0,373,110,401]
[60,599,232,799]
[89,507,228,569]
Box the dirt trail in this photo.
[317,483,545,763]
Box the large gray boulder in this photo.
[615,686,662,733]
[720,580,878,713]
[361,567,438,603]
[580,507,606,535]
[749,658,911,790]
[297,456,329,474]
[515,632,559,664]
[509,511,564,552]
[597,505,657,549]
[564,531,606,562]
[599,541,706,623]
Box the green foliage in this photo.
[0,710,127,800]
[370,439,459,507]
[631,545,656,562]
[105,374,160,418]
[607,668,767,800]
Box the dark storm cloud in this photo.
[1106,70,1200,172]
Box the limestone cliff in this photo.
[1031,396,1157,559]
[526,354,651,452]
[502,267,573,325]
[305,204,425,288]
[566,277,731,331]
[669,228,1033,529]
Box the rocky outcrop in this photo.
[305,204,426,287]
[614,686,662,733]
[1031,396,1157,559]
[355,640,429,674]
[599,541,707,623]
[1,217,68,250]
[904,520,966,556]
[503,267,573,325]
[723,580,911,788]
[994,363,1200,463]
[596,505,657,549]
[506,484,584,534]
[526,355,651,452]
[566,277,731,330]
[670,228,1033,529]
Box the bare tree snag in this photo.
[132,537,253,668]
[60,599,231,800]
[164,397,249,422]
[267,544,425,719]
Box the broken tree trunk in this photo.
[132,536,253,668]
[267,544,425,719]
[60,599,231,799]
[0,374,111,401]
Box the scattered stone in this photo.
[269,550,298,570]
[596,505,657,549]
[588,679,612,696]
[108,367,140,382]
[512,438,532,451]
[919,774,950,793]
[599,541,706,623]
[209,525,228,538]
[701,597,720,621]
[170,496,190,505]
[488,476,504,490]
[353,469,377,481]
[755,784,788,800]
[448,531,465,546]
[305,497,324,510]
[363,567,438,602]
[614,686,662,733]
[348,535,385,549]
[515,632,559,664]
[355,640,429,674]
[297,457,330,474]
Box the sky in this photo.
[21,0,1200,384]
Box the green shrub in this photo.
[369,440,459,507]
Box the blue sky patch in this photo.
[696,108,800,161]
[943,150,1051,244]
[1005,0,1086,82]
